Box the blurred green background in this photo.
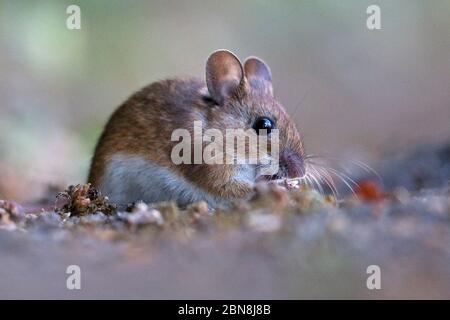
[1,0,449,201]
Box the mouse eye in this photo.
[253,117,275,135]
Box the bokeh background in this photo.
[1,0,449,201]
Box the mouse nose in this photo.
[279,149,305,178]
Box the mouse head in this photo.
[204,49,306,181]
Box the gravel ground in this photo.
[0,142,449,299]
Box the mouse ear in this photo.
[244,56,273,97]
[206,50,244,106]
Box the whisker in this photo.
[305,154,382,184]
[307,160,358,196]
[323,167,357,196]
[307,171,324,195]
[261,151,377,201]
[308,164,339,199]
[305,175,313,190]
[321,166,360,189]
[305,166,323,193]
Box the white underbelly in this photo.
[99,155,222,207]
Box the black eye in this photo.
[253,117,275,135]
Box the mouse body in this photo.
[88,50,305,207]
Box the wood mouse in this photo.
[88,50,306,207]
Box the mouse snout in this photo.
[278,149,305,179]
